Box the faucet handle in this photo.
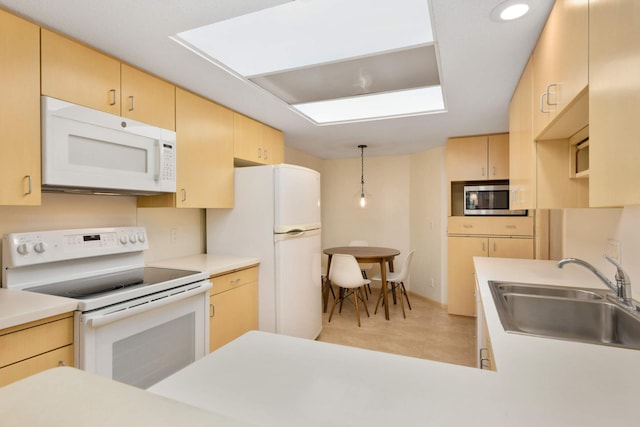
[603,254,631,285]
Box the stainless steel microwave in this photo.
[464,184,527,216]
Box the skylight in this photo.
[173,0,445,124]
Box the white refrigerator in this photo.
[206,164,322,340]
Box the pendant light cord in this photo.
[358,144,367,197]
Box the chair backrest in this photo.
[395,249,415,282]
[349,240,369,247]
[329,254,367,289]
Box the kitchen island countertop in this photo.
[149,257,640,426]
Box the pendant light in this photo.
[358,144,367,208]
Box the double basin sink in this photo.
[489,281,640,350]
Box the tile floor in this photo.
[316,286,477,368]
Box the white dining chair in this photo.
[349,240,373,297]
[328,254,371,327]
[372,249,415,318]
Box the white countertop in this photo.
[0,289,77,330]
[150,253,260,277]
[149,258,640,426]
[0,367,252,427]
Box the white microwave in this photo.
[41,96,176,195]
[464,184,527,216]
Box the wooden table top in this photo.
[323,246,400,259]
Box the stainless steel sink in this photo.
[489,281,640,350]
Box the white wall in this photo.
[410,147,447,303]
[321,155,411,280]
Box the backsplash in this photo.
[0,193,204,275]
[561,205,640,297]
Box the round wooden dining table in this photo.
[323,246,401,320]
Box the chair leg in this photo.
[401,282,412,310]
[360,287,370,317]
[353,288,361,327]
[397,283,406,319]
[328,294,340,323]
[338,287,345,313]
[374,282,385,314]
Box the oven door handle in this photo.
[85,281,211,328]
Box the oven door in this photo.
[76,281,210,389]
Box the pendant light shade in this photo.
[358,144,367,208]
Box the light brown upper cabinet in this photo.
[0,9,41,206]
[120,64,175,130]
[446,134,509,182]
[589,0,640,207]
[41,29,175,130]
[509,58,535,210]
[234,113,284,166]
[138,88,234,209]
[532,0,588,140]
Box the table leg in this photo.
[380,260,390,320]
[323,255,333,312]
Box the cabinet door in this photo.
[234,113,263,164]
[488,237,534,259]
[262,125,284,164]
[121,64,175,130]
[175,89,234,208]
[41,29,120,115]
[487,134,509,180]
[209,282,258,352]
[509,57,535,210]
[447,236,487,316]
[0,345,74,387]
[589,0,640,207]
[532,0,588,138]
[0,9,41,206]
[446,136,488,181]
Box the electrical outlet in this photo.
[430,278,435,288]
[607,239,621,261]
[170,228,178,244]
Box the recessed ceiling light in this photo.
[491,1,531,22]
[292,86,445,125]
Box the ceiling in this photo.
[0,0,554,159]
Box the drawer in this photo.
[211,266,258,295]
[448,216,534,236]
[0,314,74,368]
[0,345,74,387]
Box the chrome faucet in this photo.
[557,255,635,310]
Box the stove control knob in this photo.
[119,235,128,245]
[129,235,137,244]
[34,241,47,254]
[16,243,29,255]
[138,234,146,243]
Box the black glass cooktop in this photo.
[28,267,202,300]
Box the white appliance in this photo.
[206,164,322,340]
[41,96,177,195]
[2,227,211,389]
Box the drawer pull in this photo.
[210,304,215,318]
[463,224,473,229]
[506,225,517,229]
[230,278,242,284]
[58,360,66,367]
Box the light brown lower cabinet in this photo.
[448,236,533,316]
[0,312,74,386]
[209,266,259,352]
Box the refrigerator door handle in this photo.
[284,229,305,236]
